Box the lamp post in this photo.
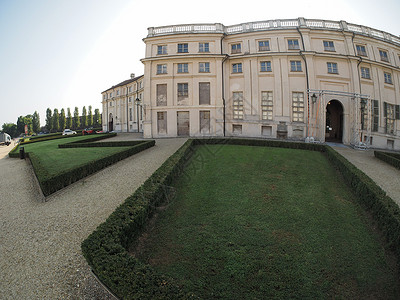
[135,97,141,132]
[311,93,317,104]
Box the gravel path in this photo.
[330,144,400,206]
[1,138,399,299]
[0,135,187,299]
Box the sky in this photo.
[1,0,399,127]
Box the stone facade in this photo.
[101,74,144,133]
[140,18,400,150]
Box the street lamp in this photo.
[311,93,317,104]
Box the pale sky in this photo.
[1,0,399,126]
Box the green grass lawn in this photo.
[134,145,400,299]
[18,134,130,178]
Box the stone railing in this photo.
[146,18,400,46]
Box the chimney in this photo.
[130,73,135,79]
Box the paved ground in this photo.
[0,134,187,299]
[0,137,399,299]
[330,144,400,206]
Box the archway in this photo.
[325,100,343,142]
[109,113,114,132]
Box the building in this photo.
[141,18,400,150]
[101,74,144,132]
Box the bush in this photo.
[82,138,400,299]
[374,151,400,170]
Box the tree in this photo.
[82,106,87,128]
[45,108,52,132]
[88,105,93,127]
[53,108,59,132]
[24,115,33,135]
[66,108,72,129]
[2,123,17,138]
[32,111,40,133]
[17,116,25,135]
[94,108,101,127]
[73,107,80,129]
[60,108,66,130]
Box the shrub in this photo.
[82,138,400,299]
[374,151,400,170]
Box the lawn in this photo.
[133,145,400,299]
[18,134,130,178]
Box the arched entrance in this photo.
[325,100,343,142]
[109,113,114,132]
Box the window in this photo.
[384,102,398,134]
[327,62,338,74]
[178,43,188,53]
[292,92,304,122]
[129,97,132,102]
[258,41,270,51]
[372,100,379,132]
[157,112,167,134]
[177,63,188,73]
[231,43,241,54]
[290,60,302,72]
[260,61,272,72]
[199,82,210,105]
[323,41,335,52]
[177,83,188,100]
[157,45,167,55]
[199,42,209,52]
[156,84,167,106]
[384,72,392,84]
[288,39,299,50]
[356,45,367,56]
[199,111,210,134]
[379,50,389,62]
[232,63,242,73]
[116,90,119,96]
[232,92,244,119]
[129,108,133,121]
[261,91,273,120]
[129,86,132,92]
[156,64,167,74]
[361,67,370,79]
[199,62,210,73]
[103,95,106,100]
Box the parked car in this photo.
[62,129,77,135]
[82,128,94,135]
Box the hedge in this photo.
[59,140,145,148]
[34,140,155,197]
[374,151,400,170]
[81,138,400,299]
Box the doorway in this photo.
[325,100,343,142]
[109,113,114,132]
[177,111,190,136]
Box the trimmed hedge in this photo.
[59,140,145,148]
[375,151,400,170]
[81,138,400,299]
[34,140,155,197]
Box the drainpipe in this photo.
[297,27,310,137]
[221,35,228,137]
[126,86,129,132]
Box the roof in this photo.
[102,74,144,93]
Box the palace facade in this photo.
[101,74,144,133]
[140,18,400,150]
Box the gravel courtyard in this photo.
[0,137,399,299]
[0,135,187,299]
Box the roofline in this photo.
[102,74,144,94]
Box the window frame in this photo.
[360,67,370,79]
[288,39,300,50]
[258,40,270,51]
[232,63,243,73]
[356,45,367,56]
[323,40,335,52]
[260,61,272,72]
[177,63,189,73]
[292,92,305,122]
[232,91,244,120]
[327,62,338,74]
[231,43,242,54]
[157,45,167,55]
[379,50,389,62]
[177,83,189,98]
[177,43,188,53]
[156,64,167,74]
[290,60,302,72]
[199,42,209,53]
[199,62,210,73]
[261,91,273,120]
[384,72,393,84]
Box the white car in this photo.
[62,129,77,135]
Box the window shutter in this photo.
[396,105,400,120]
